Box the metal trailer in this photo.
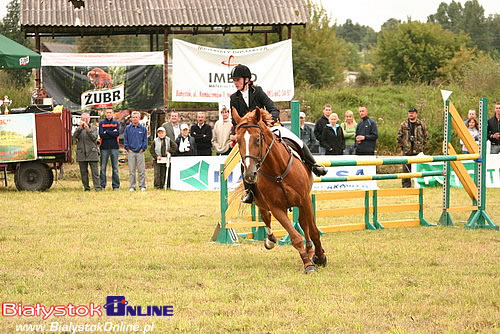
[0,109,72,191]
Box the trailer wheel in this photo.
[42,165,54,190]
[14,162,50,191]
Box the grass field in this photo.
[0,165,499,333]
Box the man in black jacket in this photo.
[313,104,332,154]
[229,64,326,203]
[355,106,378,155]
[190,112,212,156]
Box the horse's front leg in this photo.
[299,199,326,267]
[259,208,277,250]
[297,203,314,260]
[270,207,317,274]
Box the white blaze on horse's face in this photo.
[244,130,251,168]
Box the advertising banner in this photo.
[0,114,37,162]
[412,154,500,188]
[41,52,164,111]
[170,155,377,191]
[172,39,294,102]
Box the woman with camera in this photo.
[73,112,101,191]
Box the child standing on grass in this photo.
[320,113,345,155]
[150,127,177,189]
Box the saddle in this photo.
[281,138,305,164]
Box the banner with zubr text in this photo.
[172,39,294,102]
[41,52,164,111]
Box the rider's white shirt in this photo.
[242,89,249,107]
[270,125,303,148]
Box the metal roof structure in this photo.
[20,0,309,37]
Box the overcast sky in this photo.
[0,0,499,32]
[312,0,499,31]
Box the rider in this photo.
[230,64,327,203]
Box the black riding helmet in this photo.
[230,64,251,79]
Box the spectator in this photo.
[99,108,120,190]
[73,112,101,191]
[341,110,357,155]
[320,113,344,155]
[190,112,212,156]
[212,106,233,155]
[299,112,316,153]
[355,106,378,155]
[150,127,177,189]
[397,107,428,188]
[161,111,181,143]
[487,102,500,154]
[314,104,332,154]
[460,118,479,154]
[464,109,477,126]
[124,111,148,191]
[161,111,181,188]
[176,124,197,156]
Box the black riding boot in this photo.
[242,181,256,203]
[302,144,328,176]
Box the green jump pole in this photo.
[365,191,376,230]
[439,99,455,227]
[215,164,236,244]
[466,97,498,230]
[318,153,479,168]
[314,170,443,183]
[279,100,304,245]
[372,190,383,229]
[419,188,433,226]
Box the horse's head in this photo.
[232,107,274,184]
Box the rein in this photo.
[238,123,294,208]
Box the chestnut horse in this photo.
[232,107,327,274]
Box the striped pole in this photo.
[280,100,304,246]
[466,98,498,230]
[318,154,479,168]
[439,98,454,226]
[314,171,443,183]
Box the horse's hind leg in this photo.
[300,199,327,267]
[259,208,277,250]
[270,207,317,274]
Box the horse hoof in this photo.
[264,238,276,250]
[313,254,327,267]
[304,264,318,274]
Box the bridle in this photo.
[238,122,295,209]
[238,124,275,171]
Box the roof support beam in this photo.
[23,25,295,38]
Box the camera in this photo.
[409,136,415,142]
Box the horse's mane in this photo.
[238,108,273,128]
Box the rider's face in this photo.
[233,77,246,91]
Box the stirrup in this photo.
[241,190,254,204]
[312,164,328,177]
